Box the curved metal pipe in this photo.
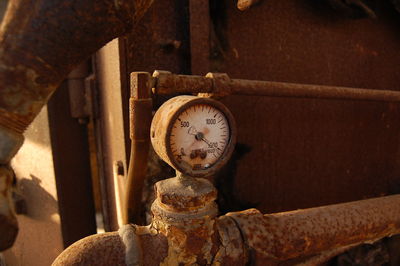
[0,0,153,153]
[52,227,169,266]
[0,0,154,251]
[0,0,134,134]
[53,176,400,265]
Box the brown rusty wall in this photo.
[217,0,400,213]
[120,0,190,74]
[123,0,400,214]
[213,0,400,88]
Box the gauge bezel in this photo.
[159,96,237,177]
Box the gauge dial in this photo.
[170,104,229,172]
[151,96,236,177]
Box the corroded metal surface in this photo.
[0,0,154,164]
[52,232,127,266]
[151,176,219,265]
[52,228,169,266]
[155,175,217,212]
[122,0,400,242]
[53,176,240,265]
[227,194,400,262]
[153,71,214,96]
[125,72,153,225]
[214,0,400,218]
[214,215,247,265]
[0,0,155,252]
[153,71,400,102]
[0,0,135,130]
[150,95,237,178]
[53,180,400,265]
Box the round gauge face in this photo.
[168,103,230,174]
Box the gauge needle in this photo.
[200,136,211,146]
[188,126,217,149]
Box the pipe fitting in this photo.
[53,175,400,265]
[151,175,219,265]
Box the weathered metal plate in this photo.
[122,0,400,215]
[212,0,400,213]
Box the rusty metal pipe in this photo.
[53,174,400,265]
[153,71,400,102]
[228,194,400,263]
[0,0,154,250]
[52,229,169,266]
[124,72,153,225]
[0,0,154,163]
[0,0,135,131]
[53,176,246,265]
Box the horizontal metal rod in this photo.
[153,71,400,102]
[228,194,400,262]
[231,79,400,101]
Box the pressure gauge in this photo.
[151,96,236,177]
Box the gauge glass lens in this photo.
[169,104,229,171]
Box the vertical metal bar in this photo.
[124,72,153,225]
[93,39,128,230]
[48,81,97,248]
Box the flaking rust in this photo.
[0,0,155,251]
[53,179,400,265]
[151,175,219,265]
[227,194,400,262]
[214,216,247,265]
[0,0,155,163]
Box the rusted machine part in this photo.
[124,72,153,225]
[153,71,400,102]
[53,175,246,265]
[53,180,400,265]
[52,228,169,266]
[52,232,127,266]
[0,165,18,251]
[0,0,154,163]
[52,216,246,265]
[237,0,260,11]
[227,194,400,263]
[151,174,220,265]
[214,215,248,265]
